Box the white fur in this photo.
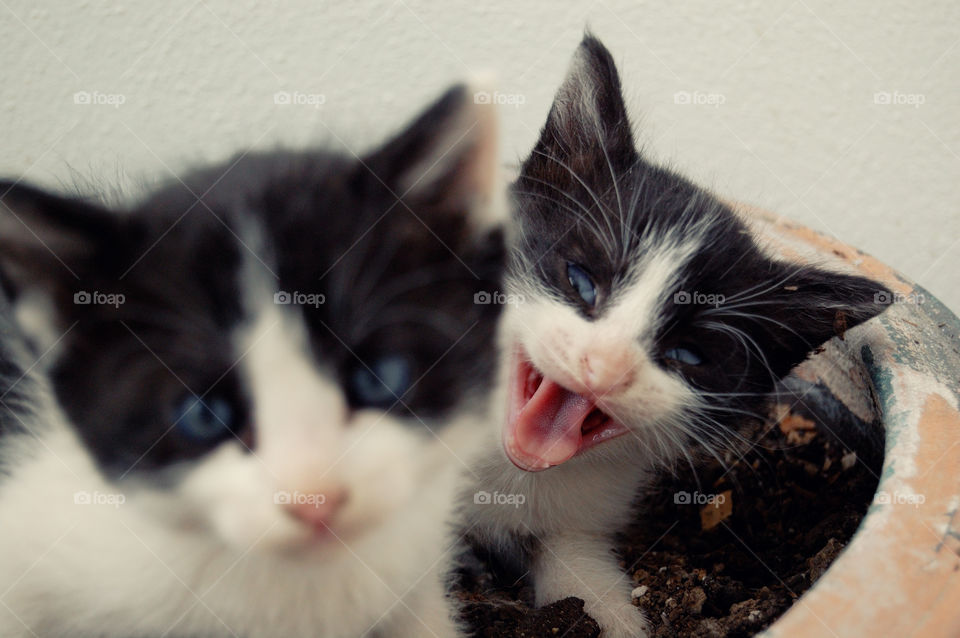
[11,291,65,362]
[510,240,702,432]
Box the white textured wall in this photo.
[1,0,957,310]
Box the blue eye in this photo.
[567,262,597,307]
[664,346,704,367]
[175,396,235,441]
[350,355,412,408]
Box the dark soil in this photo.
[454,407,881,637]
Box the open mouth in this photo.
[503,347,630,472]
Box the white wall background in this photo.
[1,0,957,310]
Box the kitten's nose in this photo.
[283,487,348,532]
[581,350,636,396]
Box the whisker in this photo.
[526,148,622,255]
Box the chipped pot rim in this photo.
[733,205,960,638]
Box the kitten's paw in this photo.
[585,599,650,638]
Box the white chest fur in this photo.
[0,409,480,638]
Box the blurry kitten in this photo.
[0,85,504,638]
[454,35,891,637]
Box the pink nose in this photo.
[283,488,348,532]
[581,349,636,396]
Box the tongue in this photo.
[506,377,595,471]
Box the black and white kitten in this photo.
[455,36,891,637]
[0,85,504,638]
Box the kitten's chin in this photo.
[203,501,381,559]
[228,518,367,559]
[274,525,360,558]
[502,347,630,472]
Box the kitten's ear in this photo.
[520,33,635,183]
[363,82,504,233]
[747,263,892,378]
[0,181,132,311]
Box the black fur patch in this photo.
[453,530,539,595]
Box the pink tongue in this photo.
[510,377,595,470]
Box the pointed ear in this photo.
[0,181,131,305]
[743,263,892,378]
[519,33,635,186]
[362,82,504,234]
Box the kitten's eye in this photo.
[175,396,235,442]
[566,262,597,307]
[350,355,412,408]
[663,346,704,367]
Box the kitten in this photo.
[0,84,504,638]
[455,35,891,637]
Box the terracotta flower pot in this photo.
[733,206,960,637]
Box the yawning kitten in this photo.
[455,36,891,637]
[0,85,504,638]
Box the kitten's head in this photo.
[0,85,505,553]
[500,35,890,472]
